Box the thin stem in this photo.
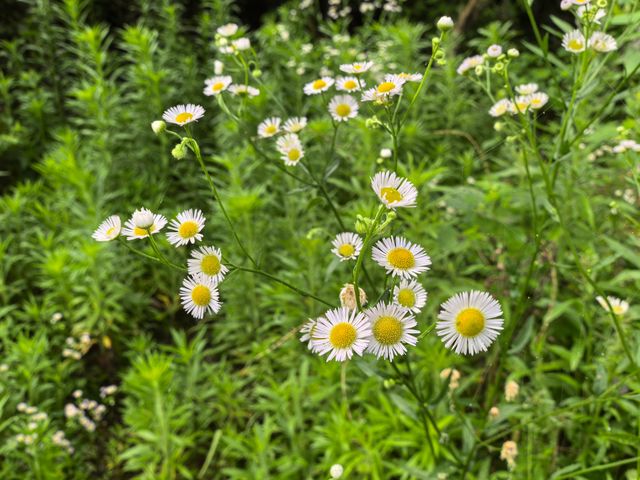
[352,206,385,311]
[185,135,258,267]
[229,263,334,307]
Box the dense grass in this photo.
[1,0,640,478]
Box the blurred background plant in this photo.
[1,0,639,478]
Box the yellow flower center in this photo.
[313,79,327,90]
[287,149,301,161]
[343,80,357,89]
[201,255,221,276]
[335,104,351,117]
[329,322,357,348]
[175,112,193,123]
[455,308,485,337]
[380,187,403,203]
[373,316,403,345]
[191,285,211,306]
[338,243,355,257]
[134,227,148,236]
[397,289,416,308]
[106,227,116,236]
[178,220,199,238]
[613,305,625,315]
[568,39,583,50]
[387,247,415,269]
[212,82,224,92]
[353,65,362,71]
[265,124,277,134]
[377,81,395,93]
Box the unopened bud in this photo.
[151,120,166,135]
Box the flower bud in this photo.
[365,116,382,129]
[507,48,520,57]
[171,141,188,160]
[151,120,166,135]
[437,16,454,31]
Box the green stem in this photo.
[229,263,334,307]
[352,206,385,311]
[185,135,258,267]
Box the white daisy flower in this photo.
[487,44,503,57]
[300,318,320,352]
[310,307,371,362]
[276,133,305,166]
[560,0,573,9]
[393,279,427,314]
[339,61,373,74]
[228,84,260,97]
[527,92,549,110]
[395,72,423,82]
[188,245,228,283]
[257,117,281,138]
[166,209,206,247]
[232,37,251,51]
[331,232,363,261]
[489,99,513,117]
[162,104,205,126]
[366,302,419,361]
[361,75,406,102]
[336,76,364,92]
[456,55,484,75]
[92,215,121,242]
[515,83,538,95]
[180,274,221,319]
[371,236,431,279]
[436,290,504,355]
[217,23,238,37]
[303,77,334,95]
[328,94,359,122]
[122,208,167,240]
[510,96,530,114]
[588,31,617,52]
[596,296,629,315]
[203,76,232,96]
[577,5,606,24]
[283,117,307,133]
[371,170,418,209]
[562,30,586,53]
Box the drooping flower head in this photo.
[122,208,167,240]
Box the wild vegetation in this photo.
[1,0,640,478]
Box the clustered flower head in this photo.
[501,440,518,470]
[302,156,503,361]
[93,202,229,320]
[65,390,108,433]
[62,333,92,360]
[504,379,520,401]
[256,116,308,167]
[440,367,461,390]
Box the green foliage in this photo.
[1,0,640,478]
